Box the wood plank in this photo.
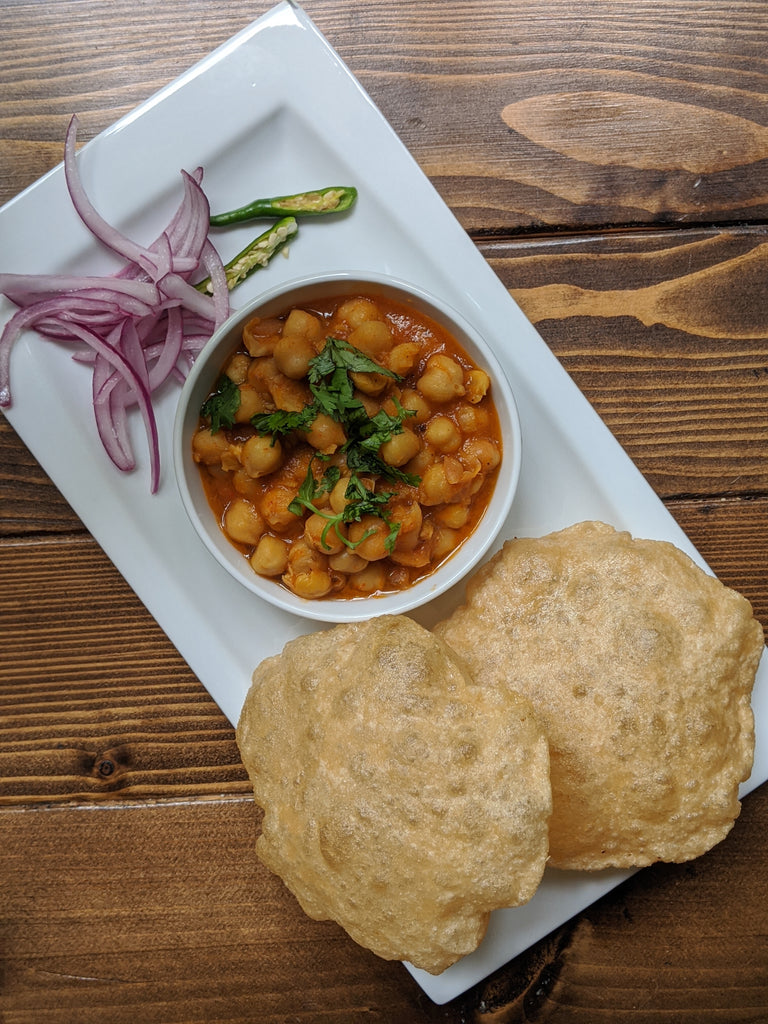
[0,798,443,1023]
[0,535,250,805]
[485,229,768,498]
[2,783,767,1021]
[3,1,767,230]
[316,0,768,232]
[0,420,82,536]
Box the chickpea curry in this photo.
[192,292,503,601]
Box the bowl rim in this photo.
[172,270,522,623]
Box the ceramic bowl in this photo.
[173,271,521,622]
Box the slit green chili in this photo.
[195,216,298,294]
[209,186,358,227]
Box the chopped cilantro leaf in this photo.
[308,336,399,383]
[251,406,315,438]
[200,375,240,433]
[247,333,420,551]
[289,459,401,554]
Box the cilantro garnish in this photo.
[289,459,400,554]
[248,335,421,552]
[200,374,241,433]
[250,406,315,438]
[346,400,420,486]
[251,335,419,487]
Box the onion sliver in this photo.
[0,115,230,493]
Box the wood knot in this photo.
[90,746,132,785]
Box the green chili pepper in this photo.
[195,216,298,294]
[209,186,357,227]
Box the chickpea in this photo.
[461,437,500,473]
[444,453,478,486]
[417,354,466,403]
[231,469,263,500]
[223,498,265,546]
[329,475,352,514]
[348,561,387,594]
[241,434,283,478]
[380,428,421,468]
[247,355,280,389]
[347,515,391,561]
[350,370,389,396]
[243,316,282,357]
[234,385,270,423]
[305,412,346,453]
[390,498,422,534]
[250,534,289,577]
[273,334,316,380]
[348,320,393,359]
[387,565,411,589]
[356,391,381,417]
[465,368,490,404]
[285,566,334,599]
[424,415,462,453]
[336,297,380,328]
[404,447,434,478]
[455,402,490,434]
[267,372,312,413]
[432,525,460,562]
[390,500,423,552]
[305,513,347,555]
[286,537,322,572]
[283,542,333,598]
[261,486,299,531]
[329,475,373,515]
[191,427,229,465]
[387,342,420,376]
[282,308,323,344]
[329,571,348,594]
[224,351,251,384]
[419,462,462,506]
[329,549,368,574]
[436,502,470,529]
[389,542,431,568]
[399,388,431,424]
[220,446,242,473]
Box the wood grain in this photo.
[2,1,768,230]
[0,799,442,1024]
[2,788,767,1023]
[1,0,767,1020]
[485,230,768,497]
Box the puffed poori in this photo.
[236,614,551,974]
[435,521,765,871]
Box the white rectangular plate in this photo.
[2,1,765,1004]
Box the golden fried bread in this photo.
[435,521,764,870]
[236,614,551,974]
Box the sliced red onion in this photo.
[0,114,231,492]
[63,115,160,277]
[0,273,161,306]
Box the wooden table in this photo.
[2,1,767,1020]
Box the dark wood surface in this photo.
[1,1,767,1020]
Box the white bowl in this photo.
[173,272,521,623]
